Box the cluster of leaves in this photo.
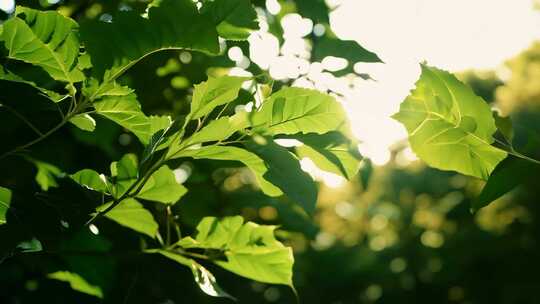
[393,64,540,212]
[0,0,364,300]
[1,0,539,302]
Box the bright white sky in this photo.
[330,0,540,166]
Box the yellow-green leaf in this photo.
[171,145,282,197]
[97,198,158,238]
[1,7,84,86]
[137,165,187,204]
[69,114,96,132]
[48,271,103,298]
[251,87,346,135]
[392,65,507,179]
[70,169,110,193]
[0,186,12,225]
[189,76,248,120]
[177,216,294,287]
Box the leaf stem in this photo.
[171,248,210,260]
[509,150,540,165]
[1,104,44,136]
[86,153,167,224]
[0,114,73,160]
[492,136,540,165]
[165,206,172,246]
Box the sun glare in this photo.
[241,0,540,183]
[0,0,15,13]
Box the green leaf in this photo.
[473,156,539,211]
[149,249,236,300]
[70,169,110,193]
[149,115,173,140]
[251,87,346,136]
[48,271,103,299]
[246,138,318,215]
[392,65,507,180]
[493,111,514,143]
[0,186,12,225]
[82,79,134,102]
[137,165,187,204]
[1,7,84,87]
[110,154,138,198]
[97,198,158,238]
[171,145,282,197]
[313,35,382,65]
[169,112,248,154]
[189,76,248,120]
[69,114,96,132]
[202,0,259,40]
[89,82,172,145]
[295,0,329,23]
[0,66,66,102]
[292,132,362,179]
[28,158,63,191]
[109,153,186,203]
[93,93,153,144]
[358,158,373,190]
[80,0,221,83]
[177,216,294,286]
[77,52,92,70]
[16,237,43,252]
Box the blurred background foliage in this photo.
[1,0,540,303]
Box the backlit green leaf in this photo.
[202,0,258,40]
[177,216,294,286]
[172,145,282,197]
[91,85,171,145]
[110,154,138,198]
[83,79,134,102]
[48,271,103,298]
[69,114,96,132]
[70,169,110,193]
[392,65,507,179]
[0,186,12,225]
[169,112,248,154]
[293,132,362,179]
[1,7,84,87]
[28,158,63,191]
[93,93,153,144]
[97,198,158,238]
[189,76,248,120]
[247,138,318,215]
[251,87,346,136]
[137,165,187,204]
[80,0,221,82]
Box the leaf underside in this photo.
[392,65,507,180]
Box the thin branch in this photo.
[165,206,172,246]
[0,94,92,161]
[215,102,230,120]
[86,155,167,225]
[492,136,540,165]
[1,104,44,136]
[0,116,72,160]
